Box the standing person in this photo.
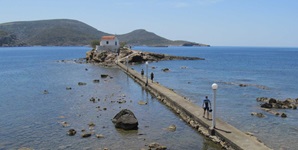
[150,72,154,83]
[202,96,211,119]
[141,69,144,77]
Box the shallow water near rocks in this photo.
[0,47,220,150]
[132,46,298,150]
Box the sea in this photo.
[0,46,297,150]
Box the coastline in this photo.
[85,47,204,67]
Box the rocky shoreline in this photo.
[85,47,204,66]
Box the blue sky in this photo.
[1,0,297,47]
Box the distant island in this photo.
[0,19,210,47]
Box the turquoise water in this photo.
[132,46,298,150]
[0,47,219,150]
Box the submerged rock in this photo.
[93,79,100,83]
[60,121,69,127]
[138,101,147,105]
[166,124,177,131]
[251,112,265,118]
[67,129,76,136]
[162,68,170,72]
[148,142,167,150]
[96,134,104,138]
[78,82,87,86]
[89,97,96,102]
[281,113,287,118]
[112,109,138,130]
[43,90,49,94]
[101,74,109,78]
[81,133,92,138]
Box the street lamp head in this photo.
[212,83,218,90]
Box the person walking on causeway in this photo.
[141,69,144,77]
[202,96,211,119]
[150,72,154,83]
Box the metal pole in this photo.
[212,89,216,130]
[126,56,128,72]
[146,62,148,86]
[117,53,118,64]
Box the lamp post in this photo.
[126,56,128,72]
[211,83,218,135]
[117,53,119,64]
[145,61,148,86]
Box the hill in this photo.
[0,19,209,47]
[0,19,108,46]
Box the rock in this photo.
[167,124,176,131]
[281,113,287,118]
[101,74,109,78]
[138,101,147,105]
[90,97,96,102]
[260,103,272,108]
[43,90,49,94]
[257,97,298,110]
[117,100,126,104]
[112,109,138,130]
[251,112,265,118]
[148,142,167,150]
[88,122,95,127]
[78,82,87,86]
[67,129,76,136]
[256,97,268,102]
[96,134,104,138]
[162,68,170,72]
[81,133,92,138]
[149,142,160,149]
[93,79,100,83]
[60,121,69,127]
[239,84,248,87]
[268,98,277,104]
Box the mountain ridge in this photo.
[0,19,209,47]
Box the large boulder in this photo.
[112,109,138,130]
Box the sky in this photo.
[1,0,297,47]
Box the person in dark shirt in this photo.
[202,96,211,119]
[141,69,144,77]
[150,72,154,83]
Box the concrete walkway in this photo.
[117,61,271,150]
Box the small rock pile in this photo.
[252,97,298,118]
[257,97,297,109]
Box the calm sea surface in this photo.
[0,47,219,150]
[132,46,298,150]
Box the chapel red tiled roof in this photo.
[101,36,116,40]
